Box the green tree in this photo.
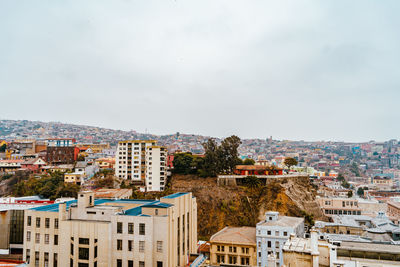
[173,153,194,174]
[243,158,255,165]
[202,138,220,177]
[242,176,262,190]
[0,143,6,152]
[284,157,298,169]
[341,180,350,189]
[357,187,364,197]
[218,135,242,174]
[347,190,353,198]
[337,173,345,181]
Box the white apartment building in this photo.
[256,211,304,267]
[115,140,167,191]
[23,191,197,267]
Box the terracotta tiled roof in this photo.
[210,226,256,245]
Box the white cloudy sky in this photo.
[1,0,399,142]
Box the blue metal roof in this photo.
[30,195,178,216]
[124,206,142,216]
[161,192,188,199]
[142,202,173,208]
[31,199,112,212]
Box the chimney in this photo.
[59,203,67,221]
[310,228,319,267]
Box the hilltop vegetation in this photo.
[0,171,80,200]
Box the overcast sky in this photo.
[1,0,399,142]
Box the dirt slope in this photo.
[170,175,325,240]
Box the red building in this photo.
[167,154,174,169]
[46,146,79,165]
[234,165,283,176]
[20,158,47,172]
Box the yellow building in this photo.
[64,173,83,185]
[209,227,257,266]
[23,191,197,267]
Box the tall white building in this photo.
[256,211,304,267]
[115,140,167,191]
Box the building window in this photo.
[267,241,271,248]
[45,234,49,244]
[35,251,39,267]
[54,218,59,229]
[157,241,163,252]
[45,218,50,228]
[128,260,133,267]
[128,240,133,251]
[117,260,122,267]
[26,249,30,263]
[275,241,280,249]
[71,244,74,255]
[27,216,31,226]
[117,222,123,234]
[139,241,145,252]
[79,248,89,260]
[229,256,237,265]
[36,217,40,228]
[79,238,89,245]
[128,223,134,234]
[241,257,250,265]
[35,233,40,244]
[117,239,123,250]
[267,230,271,235]
[27,231,31,242]
[94,246,98,258]
[275,231,279,236]
[139,223,145,235]
[53,253,58,267]
[157,261,163,267]
[44,252,49,267]
[283,231,288,236]
[139,261,145,267]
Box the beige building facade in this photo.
[317,197,361,217]
[23,191,197,267]
[209,227,257,266]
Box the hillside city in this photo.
[0,120,399,267]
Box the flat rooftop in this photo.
[31,193,182,216]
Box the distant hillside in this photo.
[169,174,326,240]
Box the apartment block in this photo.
[23,191,197,267]
[115,140,167,191]
[317,197,361,217]
[256,211,304,267]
